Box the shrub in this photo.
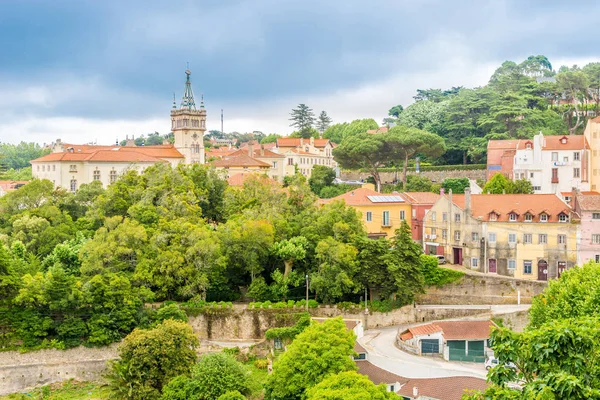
[420,255,464,286]
[191,353,250,399]
[217,391,247,400]
[254,359,269,369]
[154,304,188,324]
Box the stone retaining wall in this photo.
[340,169,486,184]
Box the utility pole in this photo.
[305,274,309,312]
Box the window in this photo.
[471,258,478,268]
[551,152,558,161]
[37,165,40,171]
[559,214,568,223]
[69,164,77,172]
[366,212,372,222]
[431,211,436,221]
[274,337,283,350]
[455,213,461,223]
[525,213,533,222]
[526,143,532,149]
[52,165,55,171]
[472,232,479,241]
[93,169,101,181]
[70,179,77,193]
[454,230,461,241]
[489,213,497,221]
[533,186,541,191]
[593,234,600,244]
[509,213,518,221]
[110,170,117,183]
[192,119,199,128]
[272,161,277,168]
[594,213,600,220]
[382,211,390,227]
[596,255,600,263]
[530,172,534,178]
[288,158,294,166]
[558,234,566,244]
[523,234,532,244]
[563,156,569,162]
[201,120,205,128]
[183,118,189,127]
[524,260,532,274]
[574,168,580,178]
[488,232,496,242]
[508,259,516,270]
[42,165,45,172]
[574,152,580,161]
[539,234,548,244]
[400,210,406,220]
[442,213,448,222]
[412,209,417,218]
[540,214,548,222]
[508,233,516,243]
[442,229,447,239]
[431,228,436,235]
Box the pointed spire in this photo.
[200,93,205,109]
[180,69,196,110]
[172,93,177,109]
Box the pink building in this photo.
[400,192,440,243]
[571,190,600,265]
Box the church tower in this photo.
[171,69,206,164]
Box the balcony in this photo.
[551,177,559,184]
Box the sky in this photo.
[1,0,600,145]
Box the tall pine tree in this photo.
[316,111,333,134]
[289,104,316,138]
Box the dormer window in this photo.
[525,141,532,150]
[525,213,533,222]
[561,137,567,144]
[489,212,498,221]
[559,213,569,223]
[540,214,548,222]
[509,213,518,222]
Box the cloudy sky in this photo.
[1,0,599,145]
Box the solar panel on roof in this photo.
[367,196,405,203]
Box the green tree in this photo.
[396,100,447,135]
[389,220,424,303]
[333,134,391,192]
[107,320,198,400]
[509,178,534,194]
[217,391,246,400]
[192,353,251,399]
[323,119,379,143]
[464,318,600,399]
[0,244,20,304]
[442,178,469,194]
[404,175,434,192]
[0,142,50,170]
[556,68,589,134]
[272,236,308,278]
[354,237,400,301]
[265,318,357,400]
[388,105,404,117]
[316,111,333,134]
[306,371,397,400]
[289,104,316,138]
[583,62,600,113]
[260,134,281,144]
[312,238,359,302]
[483,173,511,194]
[308,165,337,195]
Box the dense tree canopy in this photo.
[306,371,397,400]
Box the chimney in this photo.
[125,134,135,147]
[260,144,265,157]
[248,141,254,157]
[310,136,315,146]
[413,386,418,398]
[465,187,471,214]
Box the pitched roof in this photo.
[396,376,488,400]
[516,135,589,150]
[211,153,272,168]
[435,320,495,340]
[276,137,331,148]
[401,192,441,205]
[576,192,600,211]
[367,127,389,134]
[227,172,280,187]
[356,361,408,385]
[449,194,571,222]
[320,187,406,206]
[31,144,184,163]
[487,139,520,150]
[399,323,443,340]
[0,180,28,191]
[228,148,285,158]
[311,318,361,331]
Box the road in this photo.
[359,326,487,379]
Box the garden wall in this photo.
[340,169,486,184]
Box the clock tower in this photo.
[171,69,206,164]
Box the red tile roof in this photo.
[276,137,331,148]
[575,192,600,211]
[356,361,408,385]
[401,192,440,205]
[367,127,389,134]
[516,135,589,150]
[396,376,488,400]
[449,194,571,222]
[228,148,284,158]
[354,341,367,354]
[0,180,28,192]
[320,187,406,206]
[227,172,280,187]
[31,144,184,163]
[211,154,272,168]
[435,320,495,340]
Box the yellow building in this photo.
[320,186,412,239]
[423,189,577,281]
[210,153,272,178]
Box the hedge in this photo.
[347,164,486,173]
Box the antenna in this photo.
[221,109,224,134]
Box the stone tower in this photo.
[171,69,206,164]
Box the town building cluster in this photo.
[30,70,336,191]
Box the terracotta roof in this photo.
[435,320,495,340]
[276,137,330,148]
[31,144,184,163]
[401,192,440,205]
[367,127,389,134]
[354,341,367,354]
[0,180,28,191]
[396,376,488,400]
[576,192,600,211]
[228,148,284,158]
[311,318,361,332]
[400,324,443,340]
[487,139,520,150]
[448,193,571,222]
[211,154,272,168]
[356,361,408,386]
[400,332,414,340]
[320,187,406,206]
[227,172,280,187]
[516,135,589,150]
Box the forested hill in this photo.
[325,55,600,165]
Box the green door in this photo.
[467,340,486,363]
[421,339,439,354]
[447,340,466,361]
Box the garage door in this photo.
[447,340,466,361]
[467,340,486,363]
[448,340,486,362]
[421,339,439,354]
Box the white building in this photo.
[512,132,590,194]
[274,137,337,178]
[32,70,205,191]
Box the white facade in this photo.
[512,133,590,194]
